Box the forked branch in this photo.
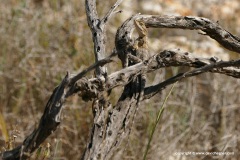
[2,2,240,160]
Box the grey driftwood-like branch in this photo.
[1,1,240,160]
[85,0,123,77]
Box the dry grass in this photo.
[0,0,240,159]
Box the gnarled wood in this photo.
[2,1,240,160]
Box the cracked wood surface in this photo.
[2,4,240,160]
[85,0,123,77]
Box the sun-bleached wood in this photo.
[2,2,240,160]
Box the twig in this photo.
[101,0,123,26]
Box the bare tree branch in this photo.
[75,49,240,102]
[69,50,117,86]
[2,74,71,160]
[85,0,106,77]
[101,0,123,27]
[2,48,240,159]
[78,49,240,159]
[149,49,240,78]
[2,2,240,160]
[115,15,240,58]
[143,15,240,53]
[85,0,123,77]
[144,55,240,99]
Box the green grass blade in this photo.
[143,82,177,160]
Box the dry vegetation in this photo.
[1,0,240,159]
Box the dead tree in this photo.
[1,0,240,159]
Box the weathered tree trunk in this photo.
[1,1,240,160]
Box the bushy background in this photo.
[0,0,240,159]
